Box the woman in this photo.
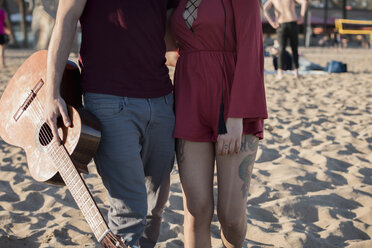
[0,1,9,68]
[169,0,267,247]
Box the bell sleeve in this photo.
[228,0,268,120]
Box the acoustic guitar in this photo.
[0,50,126,248]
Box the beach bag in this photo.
[327,60,347,73]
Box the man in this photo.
[44,1,178,247]
[263,0,307,79]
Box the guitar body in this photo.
[0,50,101,185]
[0,50,127,247]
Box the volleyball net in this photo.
[335,19,372,34]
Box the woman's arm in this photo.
[228,0,267,119]
[1,9,10,34]
[4,17,10,34]
[217,0,268,155]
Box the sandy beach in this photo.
[0,47,371,248]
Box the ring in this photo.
[223,144,229,149]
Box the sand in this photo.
[0,47,371,248]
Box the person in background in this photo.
[330,30,341,50]
[0,0,10,68]
[263,0,308,79]
[44,0,179,247]
[271,40,293,71]
[270,44,325,73]
[169,0,267,247]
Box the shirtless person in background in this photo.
[264,0,307,79]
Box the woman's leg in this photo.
[0,44,5,68]
[216,135,259,248]
[177,139,215,248]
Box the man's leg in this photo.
[277,24,287,80]
[139,93,176,248]
[289,22,300,78]
[84,93,149,247]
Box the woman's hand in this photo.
[165,51,179,67]
[217,118,243,156]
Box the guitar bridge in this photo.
[13,79,44,122]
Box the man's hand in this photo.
[216,118,243,156]
[263,0,279,29]
[44,96,71,144]
[297,16,305,25]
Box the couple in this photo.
[45,0,267,248]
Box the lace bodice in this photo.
[183,0,202,31]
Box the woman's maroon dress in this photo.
[171,0,267,142]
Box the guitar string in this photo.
[26,103,101,233]
[21,82,117,244]
[26,97,108,239]
[32,107,107,238]
[23,106,106,232]
[28,101,107,239]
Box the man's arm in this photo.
[263,0,279,29]
[45,0,86,143]
[165,9,179,67]
[296,0,308,24]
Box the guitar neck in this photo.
[48,142,109,242]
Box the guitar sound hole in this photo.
[39,123,54,146]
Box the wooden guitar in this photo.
[0,50,126,248]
